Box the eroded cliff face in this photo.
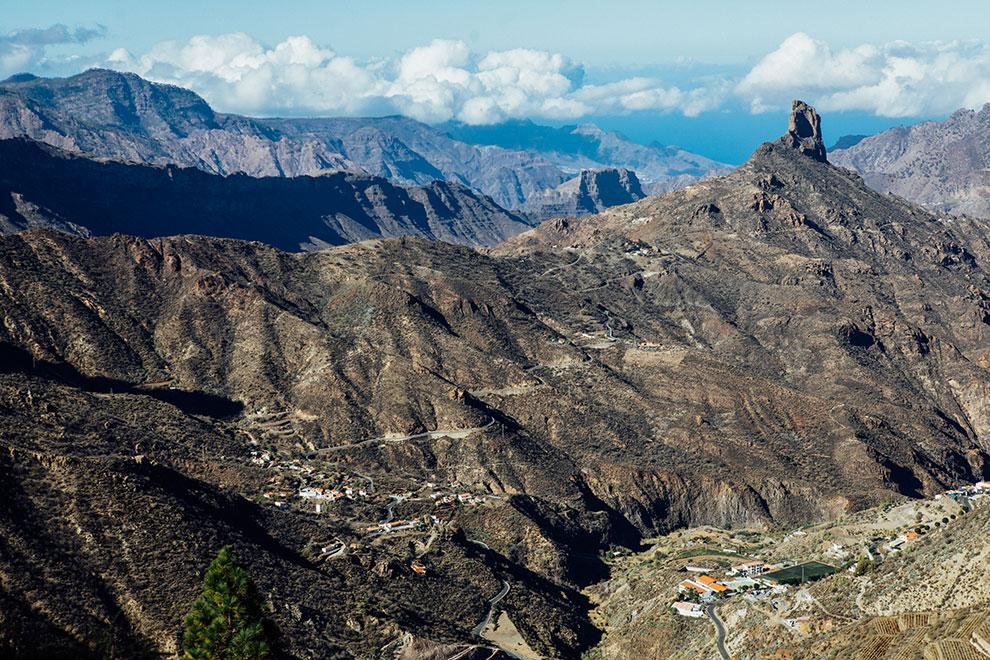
[3,102,990,656]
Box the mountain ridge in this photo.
[831,104,990,217]
[0,68,730,210]
[0,137,533,248]
[442,117,732,194]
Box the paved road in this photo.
[471,580,511,637]
[705,604,729,660]
[382,495,403,523]
[538,251,581,277]
[466,537,491,551]
[317,417,494,454]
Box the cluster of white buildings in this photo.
[673,561,789,616]
[944,480,990,502]
[249,451,320,475]
[298,485,368,501]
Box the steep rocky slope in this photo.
[832,105,990,217]
[3,101,990,656]
[0,69,354,174]
[0,365,595,659]
[0,138,532,248]
[499,100,990,514]
[521,168,646,222]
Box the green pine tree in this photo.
[182,546,272,660]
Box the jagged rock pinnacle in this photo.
[783,100,827,163]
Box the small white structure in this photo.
[824,542,848,561]
[728,561,768,577]
[672,602,704,618]
[885,536,907,553]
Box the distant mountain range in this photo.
[443,118,733,194]
[0,69,730,213]
[832,105,990,217]
[0,138,532,249]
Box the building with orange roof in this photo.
[678,579,709,594]
[678,576,728,595]
[697,575,729,592]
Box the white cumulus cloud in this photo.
[105,33,719,123]
[26,28,990,123]
[737,32,990,117]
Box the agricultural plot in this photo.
[763,561,838,584]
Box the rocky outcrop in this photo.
[0,138,533,248]
[782,100,827,162]
[521,168,646,221]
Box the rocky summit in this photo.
[2,101,990,657]
[783,100,827,163]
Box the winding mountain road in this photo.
[538,251,582,277]
[472,580,511,637]
[705,604,729,660]
[317,417,495,454]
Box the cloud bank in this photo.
[0,24,106,78]
[9,26,990,123]
[104,34,723,122]
[738,32,990,117]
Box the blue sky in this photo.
[4,1,990,162]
